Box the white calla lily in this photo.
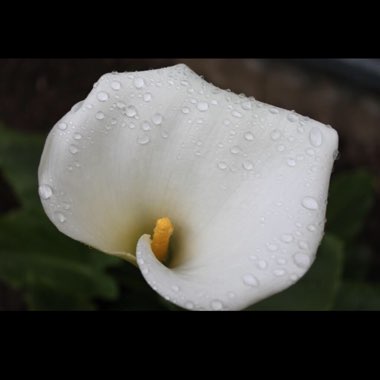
[38,64,338,311]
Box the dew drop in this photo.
[143,92,152,102]
[134,77,145,89]
[111,81,121,90]
[217,161,228,170]
[267,243,278,252]
[228,292,236,299]
[71,101,84,113]
[142,267,149,275]
[308,224,316,232]
[126,106,137,118]
[69,145,79,154]
[302,197,319,211]
[287,158,297,167]
[274,269,286,277]
[244,132,254,141]
[243,274,259,287]
[55,212,66,224]
[287,113,299,122]
[73,133,82,140]
[298,240,309,250]
[257,260,268,270]
[232,110,242,118]
[277,144,285,152]
[97,91,109,102]
[293,253,311,268]
[241,101,252,110]
[142,121,152,131]
[271,130,281,141]
[58,122,68,131]
[152,113,163,125]
[182,107,190,114]
[269,107,279,114]
[95,111,105,120]
[38,185,53,200]
[210,300,224,311]
[242,161,254,171]
[117,101,126,109]
[171,285,180,293]
[309,127,323,147]
[197,102,209,112]
[230,146,240,155]
[137,258,144,265]
[281,234,294,243]
[137,135,150,145]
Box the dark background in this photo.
[0,58,379,310]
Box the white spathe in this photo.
[38,64,339,311]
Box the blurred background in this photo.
[0,58,379,310]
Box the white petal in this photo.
[39,64,338,310]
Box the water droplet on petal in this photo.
[137,136,150,145]
[69,145,79,154]
[287,113,299,122]
[267,243,278,252]
[74,133,82,140]
[269,107,279,114]
[302,197,319,210]
[55,212,66,223]
[97,91,109,102]
[277,144,285,152]
[218,161,228,170]
[230,146,240,155]
[257,260,268,270]
[143,92,152,102]
[197,102,209,112]
[242,161,254,171]
[182,107,190,114]
[71,101,84,113]
[232,110,242,118]
[142,267,149,275]
[306,148,315,156]
[293,253,311,268]
[287,158,297,167]
[241,101,252,110]
[134,77,145,89]
[142,121,152,131]
[271,130,281,141]
[298,240,309,250]
[210,300,224,311]
[126,106,137,117]
[244,132,254,141]
[274,269,286,277]
[185,301,194,310]
[171,285,180,292]
[38,185,53,200]
[243,274,259,287]
[281,234,293,243]
[111,81,121,90]
[152,113,163,125]
[308,224,316,232]
[309,127,323,147]
[95,111,105,120]
[58,122,68,131]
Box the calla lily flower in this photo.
[38,64,338,311]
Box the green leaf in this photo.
[248,234,344,310]
[0,125,45,211]
[0,125,121,310]
[333,282,380,310]
[326,170,375,241]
